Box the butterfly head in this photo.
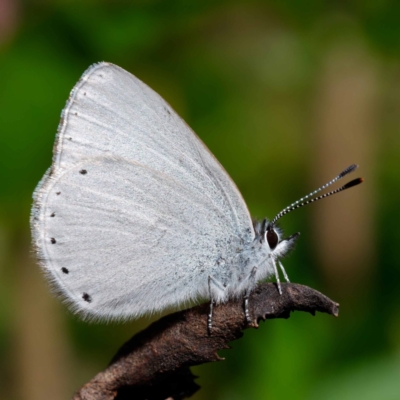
[255,219,299,257]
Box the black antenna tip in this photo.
[343,177,363,189]
[338,164,358,178]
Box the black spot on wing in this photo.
[82,293,92,303]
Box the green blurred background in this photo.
[1,1,400,399]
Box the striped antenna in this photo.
[276,164,358,218]
[270,165,362,226]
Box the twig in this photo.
[73,283,339,400]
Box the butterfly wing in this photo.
[31,62,254,320]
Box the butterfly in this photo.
[31,62,363,331]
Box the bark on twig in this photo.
[73,283,339,400]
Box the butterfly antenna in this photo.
[276,164,358,217]
[271,165,363,225]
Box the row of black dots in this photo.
[49,168,91,303]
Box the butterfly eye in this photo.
[266,227,279,250]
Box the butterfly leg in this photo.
[243,266,258,324]
[270,257,282,295]
[208,299,215,335]
[278,260,290,283]
[208,275,226,334]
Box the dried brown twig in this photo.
[73,283,339,400]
